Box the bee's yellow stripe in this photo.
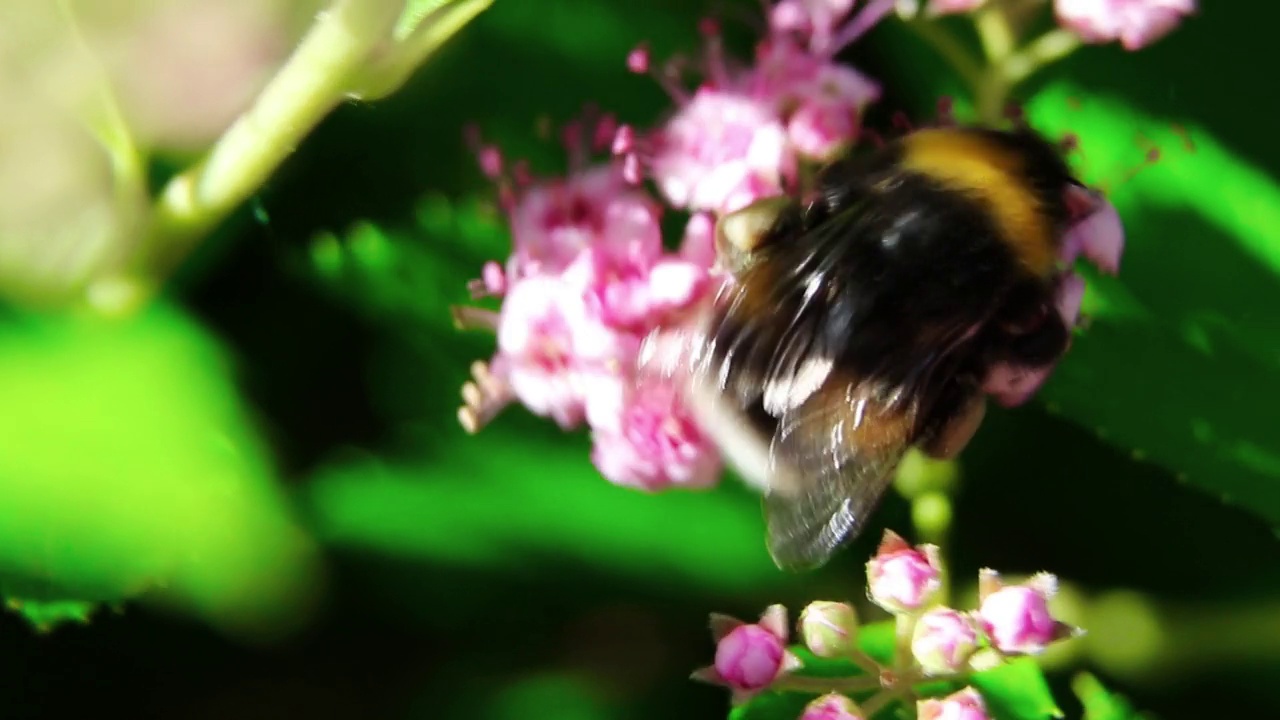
[899,129,1056,277]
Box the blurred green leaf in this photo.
[485,673,608,720]
[0,303,320,637]
[307,429,784,593]
[1072,672,1142,720]
[305,194,507,329]
[5,597,97,633]
[1011,83,1280,528]
[972,659,1062,720]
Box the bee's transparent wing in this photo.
[761,373,917,571]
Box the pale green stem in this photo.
[969,4,1084,124]
[1003,27,1082,85]
[904,20,984,92]
[772,673,883,694]
[85,0,405,313]
[974,4,1016,63]
[894,611,917,673]
[351,0,494,100]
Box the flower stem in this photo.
[773,673,884,694]
[82,0,482,316]
[974,4,1016,63]
[1003,27,1082,85]
[133,1,402,278]
[904,19,984,91]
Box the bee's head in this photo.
[713,196,802,274]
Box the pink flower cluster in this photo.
[454,123,722,492]
[864,531,1077,673]
[693,530,1078,717]
[1055,0,1196,51]
[616,1,889,216]
[455,1,898,491]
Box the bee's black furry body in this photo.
[693,126,1086,570]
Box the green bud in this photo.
[798,601,858,658]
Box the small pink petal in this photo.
[627,44,651,74]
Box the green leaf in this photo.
[971,659,1063,720]
[305,195,508,329]
[306,429,784,593]
[4,597,97,633]
[729,690,813,720]
[1072,673,1144,720]
[1012,83,1280,527]
[0,304,320,637]
[484,673,609,720]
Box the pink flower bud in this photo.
[911,608,979,675]
[715,624,785,689]
[692,605,800,702]
[626,44,651,74]
[799,601,858,658]
[801,693,864,720]
[977,571,1071,655]
[866,530,943,614]
[918,687,991,720]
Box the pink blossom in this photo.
[649,87,794,214]
[692,605,800,703]
[918,687,992,720]
[558,196,710,332]
[589,378,722,491]
[508,165,642,277]
[786,100,857,161]
[496,275,634,429]
[1061,190,1124,275]
[801,693,864,720]
[744,42,879,161]
[866,530,943,614]
[680,212,718,268]
[926,0,986,15]
[977,571,1071,655]
[1055,0,1195,51]
[769,0,857,54]
[911,608,980,675]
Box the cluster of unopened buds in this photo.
[451,0,1188,492]
[693,531,1079,718]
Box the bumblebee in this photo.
[667,124,1103,571]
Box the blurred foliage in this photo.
[0,303,321,638]
[0,0,1277,719]
[1073,672,1142,720]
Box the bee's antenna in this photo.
[891,111,915,134]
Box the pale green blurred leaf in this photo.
[307,429,784,593]
[1073,672,1143,720]
[0,303,321,637]
[972,659,1063,720]
[4,597,97,633]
